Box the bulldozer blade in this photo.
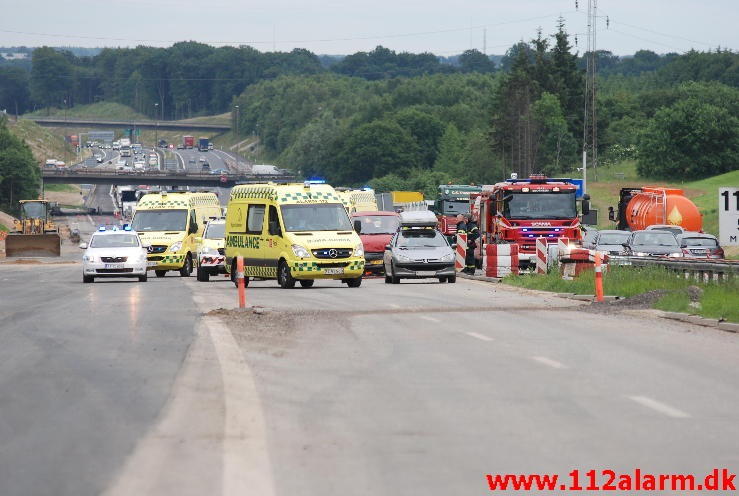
[5,233,61,257]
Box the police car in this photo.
[80,226,149,283]
[196,218,226,282]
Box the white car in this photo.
[80,228,149,283]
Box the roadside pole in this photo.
[594,251,604,302]
[236,256,246,308]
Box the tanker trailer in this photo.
[609,187,702,232]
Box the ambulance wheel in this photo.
[139,274,148,282]
[179,254,193,277]
[155,270,167,278]
[346,277,362,288]
[230,261,250,287]
[83,275,94,283]
[278,261,296,289]
[299,279,314,288]
[197,267,209,282]
[447,275,457,283]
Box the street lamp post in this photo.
[234,105,239,137]
[154,103,159,148]
[63,98,68,166]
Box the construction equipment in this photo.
[6,200,62,257]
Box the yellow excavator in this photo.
[5,200,61,257]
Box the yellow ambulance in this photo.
[225,182,365,288]
[338,188,378,214]
[131,191,222,277]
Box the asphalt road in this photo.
[0,259,737,495]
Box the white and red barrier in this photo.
[455,233,467,272]
[483,243,519,277]
[535,238,548,274]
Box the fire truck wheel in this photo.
[385,274,392,284]
[447,275,457,283]
[438,277,447,283]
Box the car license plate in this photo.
[147,261,158,267]
[416,270,437,276]
[369,259,383,265]
[105,263,125,269]
[323,268,344,275]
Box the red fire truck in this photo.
[471,175,587,267]
[434,184,482,241]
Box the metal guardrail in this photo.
[41,169,296,186]
[26,117,230,131]
[615,256,739,281]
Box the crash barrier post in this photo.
[455,233,467,272]
[535,238,547,274]
[236,255,246,308]
[594,251,604,302]
[483,243,519,277]
[560,248,610,280]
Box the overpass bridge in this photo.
[42,169,294,187]
[26,117,230,132]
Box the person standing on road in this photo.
[464,216,479,275]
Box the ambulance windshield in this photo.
[131,209,188,232]
[281,204,352,232]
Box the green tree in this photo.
[638,98,739,179]
[0,116,40,213]
[29,47,73,110]
[335,120,420,183]
[458,49,496,73]
[433,124,466,178]
[0,66,31,114]
[531,92,578,174]
[393,108,445,169]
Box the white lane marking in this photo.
[465,331,493,342]
[389,303,401,309]
[209,318,276,495]
[419,315,440,323]
[628,395,690,418]
[531,356,567,369]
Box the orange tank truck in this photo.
[611,187,702,232]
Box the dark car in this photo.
[623,230,682,258]
[201,162,211,172]
[677,233,725,259]
[591,230,631,255]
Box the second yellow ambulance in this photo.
[131,191,222,277]
[225,182,365,288]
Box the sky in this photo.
[1,0,736,56]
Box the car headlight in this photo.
[201,246,218,255]
[440,252,454,262]
[83,255,96,262]
[353,243,364,257]
[169,241,183,252]
[668,252,683,257]
[291,244,310,258]
[396,253,411,262]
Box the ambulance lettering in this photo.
[226,234,260,249]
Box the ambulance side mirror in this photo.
[269,221,282,237]
[353,220,362,234]
[608,206,616,221]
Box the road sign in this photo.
[719,187,739,246]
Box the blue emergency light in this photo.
[98,226,106,231]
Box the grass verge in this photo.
[504,265,739,323]
[44,184,76,193]
[0,223,7,232]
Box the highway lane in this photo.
[1,250,737,495]
[175,148,232,205]
[113,276,739,494]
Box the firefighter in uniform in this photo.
[465,216,479,274]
